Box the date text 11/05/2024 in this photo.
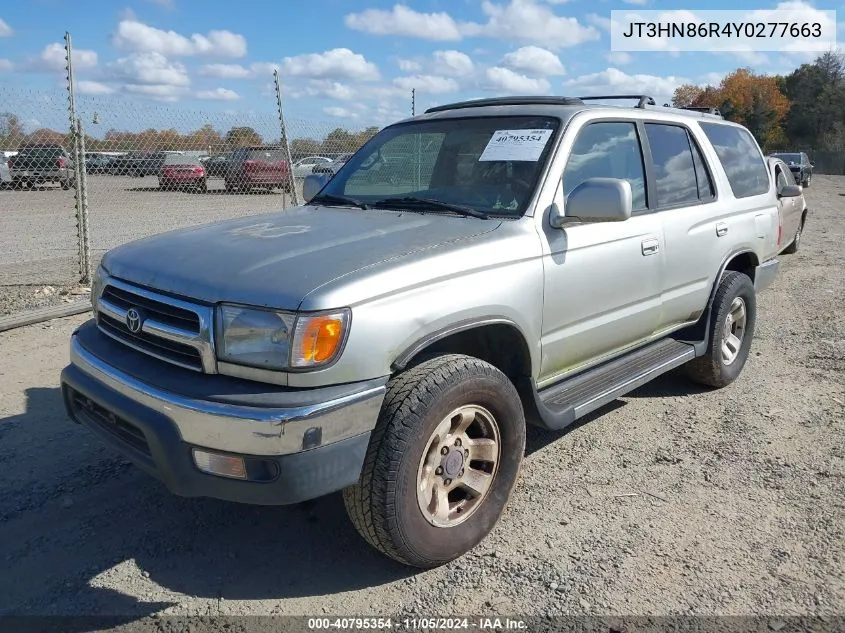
[621,21,823,39]
[307,617,528,630]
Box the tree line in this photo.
[672,51,845,152]
[0,114,381,159]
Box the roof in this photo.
[398,95,727,126]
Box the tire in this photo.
[198,180,208,193]
[683,271,757,388]
[783,219,802,254]
[802,172,811,187]
[343,354,526,569]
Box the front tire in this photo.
[343,354,526,569]
[684,271,756,388]
[803,172,811,187]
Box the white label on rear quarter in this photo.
[479,129,553,162]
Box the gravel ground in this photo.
[0,177,842,627]
[0,175,302,315]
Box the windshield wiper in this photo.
[372,196,488,219]
[310,193,369,210]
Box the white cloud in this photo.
[324,106,359,119]
[249,62,280,76]
[485,67,551,93]
[393,74,460,94]
[198,63,251,79]
[605,51,633,65]
[0,58,12,71]
[112,19,247,57]
[586,13,612,32]
[501,46,565,76]
[0,18,12,37]
[282,48,379,81]
[28,42,98,72]
[563,67,688,104]
[196,87,240,101]
[77,81,115,95]
[465,0,600,49]
[108,52,190,86]
[397,59,422,72]
[298,79,358,101]
[433,50,475,76]
[123,83,189,102]
[345,5,462,41]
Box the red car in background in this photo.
[158,155,208,193]
[223,146,292,193]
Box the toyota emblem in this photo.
[126,307,143,334]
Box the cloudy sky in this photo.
[0,0,838,133]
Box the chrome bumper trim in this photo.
[69,335,385,456]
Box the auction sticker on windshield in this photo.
[479,129,554,162]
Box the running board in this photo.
[531,339,696,430]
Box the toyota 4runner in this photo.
[61,95,785,569]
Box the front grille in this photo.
[98,312,203,369]
[69,388,151,456]
[96,280,211,372]
[101,285,199,331]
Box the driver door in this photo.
[538,120,664,386]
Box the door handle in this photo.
[716,222,729,237]
[641,238,659,256]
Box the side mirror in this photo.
[810,162,815,167]
[778,184,802,198]
[303,173,329,202]
[551,178,633,228]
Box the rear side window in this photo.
[644,124,699,207]
[700,123,768,199]
[563,121,647,211]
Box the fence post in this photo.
[64,32,92,286]
[76,117,92,285]
[274,69,298,206]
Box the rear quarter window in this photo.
[700,123,769,199]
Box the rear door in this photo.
[641,122,722,332]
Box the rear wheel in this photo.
[684,271,756,388]
[343,354,526,569]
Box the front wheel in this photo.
[783,219,802,254]
[683,271,757,388]
[343,354,526,569]
[803,172,812,187]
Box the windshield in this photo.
[317,116,560,216]
[773,153,801,163]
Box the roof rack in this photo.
[578,95,656,108]
[424,96,585,114]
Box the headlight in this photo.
[216,304,350,370]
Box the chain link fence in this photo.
[0,84,375,317]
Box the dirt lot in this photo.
[0,175,302,314]
[0,177,843,624]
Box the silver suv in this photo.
[61,95,785,568]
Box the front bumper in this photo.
[61,322,387,505]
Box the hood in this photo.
[102,204,500,309]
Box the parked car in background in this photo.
[223,146,292,193]
[292,155,333,178]
[8,144,75,190]
[767,155,808,254]
[312,152,353,176]
[203,153,232,179]
[110,151,180,177]
[159,154,208,193]
[85,153,116,174]
[0,156,12,189]
[770,151,814,187]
